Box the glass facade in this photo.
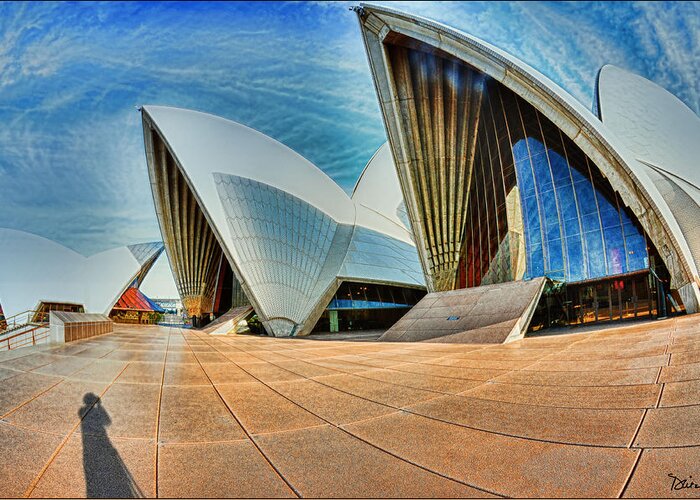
[528,271,660,331]
[458,79,650,287]
[312,282,425,333]
[380,36,672,328]
[327,282,424,310]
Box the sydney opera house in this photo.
[141,106,426,336]
[139,4,700,342]
[0,228,164,344]
[356,4,700,340]
[1,5,699,499]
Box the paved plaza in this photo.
[1,316,699,498]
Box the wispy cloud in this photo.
[0,0,696,259]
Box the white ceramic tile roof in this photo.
[351,142,414,243]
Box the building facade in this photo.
[141,106,426,337]
[355,4,700,328]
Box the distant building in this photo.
[140,106,426,336]
[152,298,182,315]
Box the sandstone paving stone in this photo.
[524,354,669,372]
[81,383,161,439]
[274,359,342,378]
[388,362,506,381]
[193,351,230,364]
[660,379,700,406]
[268,379,396,425]
[0,353,65,372]
[31,355,96,377]
[464,380,660,409]
[158,385,245,443]
[29,432,155,498]
[312,373,443,408]
[165,350,199,364]
[0,371,63,416]
[158,440,295,498]
[163,361,209,386]
[236,361,307,383]
[67,359,128,383]
[660,361,700,383]
[634,405,700,447]
[217,381,324,435]
[6,379,108,435]
[0,421,64,498]
[0,317,698,498]
[671,350,700,366]
[353,367,484,394]
[623,447,700,498]
[255,424,491,498]
[104,349,166,363]
[406,394,643,447]
[343,411,638,498]
[115,362,164,385]
[201,362,257,385]
[554,344,668,360]
[430,356,534,370]
[302,357,376,374]
[492,366,659,387]
[70,345,119,358]
[0,365,21,382]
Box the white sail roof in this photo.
[0,228,163,318]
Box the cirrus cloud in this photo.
[0,0,696,261]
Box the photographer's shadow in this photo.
[79,393,143,498]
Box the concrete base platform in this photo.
[0,316,698,497]
[0,315,700,498]
[380,278,546,344]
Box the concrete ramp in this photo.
[202,306,254,335]
[380,278,547,344]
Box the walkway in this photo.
[0,315,698,497]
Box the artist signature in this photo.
[669,473,700,492]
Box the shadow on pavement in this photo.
[80,393,143,498]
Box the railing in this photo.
[0,310,49,334]
[0,310,51,351]
[0,324,50,351]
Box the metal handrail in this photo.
[0,310,49,334]
[3,309,39,322]
[1,324,50,350]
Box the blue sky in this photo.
[0,1,698,257]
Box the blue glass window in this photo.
[460,80,650,288]
[585,229,607,278]
[565,235,585,282]
[604,225,626,275]
[512,135,649,283]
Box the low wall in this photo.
[50,311,113,344]
[380,277,547,344]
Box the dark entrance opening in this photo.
[213,256,234,317]
[529,268,683,332]
[312,282,426,334]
